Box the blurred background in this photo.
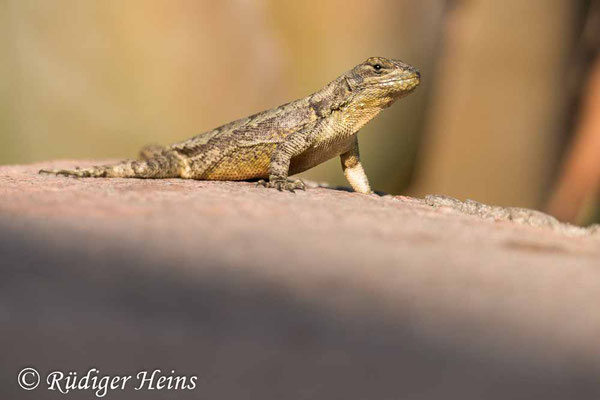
[1,0,599,225]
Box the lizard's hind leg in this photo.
[39,154,180,179]
[138,144,165,160]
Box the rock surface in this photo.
[2,161,600,399]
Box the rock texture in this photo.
[2,161,600,399]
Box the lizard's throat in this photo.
[344,105,383,132]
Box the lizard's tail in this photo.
[39,154,180,179]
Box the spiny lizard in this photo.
[40,57,420,193]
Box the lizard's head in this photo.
[345,57,420,109]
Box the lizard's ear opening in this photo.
[344,76,354,92]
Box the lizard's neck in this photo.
[308,77,353,118]
[309,77,386,135]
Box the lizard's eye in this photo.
[373,64,382,71]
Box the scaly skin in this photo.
[40,57,420,193]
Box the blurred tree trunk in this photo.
[546,0,600,224]
[411,0,576,208]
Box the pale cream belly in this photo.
[289,135,355,176]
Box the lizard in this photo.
[40,56,420,193]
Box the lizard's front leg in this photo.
[257,130,312,192]
[340,137,372,194]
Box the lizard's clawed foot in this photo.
[257,178,306,192]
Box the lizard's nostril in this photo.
[415,70,421,79]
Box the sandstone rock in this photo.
[2,161,600,399]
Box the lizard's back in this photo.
[167,96,323,180]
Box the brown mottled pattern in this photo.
[40,57,420,193]
[201,144,275,180]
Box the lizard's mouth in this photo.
[378,77,417,86]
